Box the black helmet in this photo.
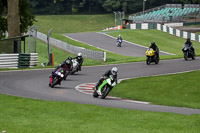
[67,56,72,60]
[151,41,155,45]
[65,59,71,65]
[186,38,190,42]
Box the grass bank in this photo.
[106,29,200,55]
[111,70,200,109]
[34,14,115,34]
[0,94,199,133]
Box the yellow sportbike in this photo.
[145,48,159,65]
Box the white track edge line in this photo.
[98,32,176,55]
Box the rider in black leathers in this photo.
[183,38,195,55]
[52,58,72,80]
[117,35,122,42]
[149,41,159,58]
[74,53,84,71]
[95,67,118,90]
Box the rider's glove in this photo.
[111,82,116,87]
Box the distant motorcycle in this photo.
[93,75,116,99]
[146,48,159,65]
[70,59,79,75]
[49,68,65,88]
[116,39,122,47]
[182,43,195,60]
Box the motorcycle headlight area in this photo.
[106,79,112,85]
[58,72,64,78]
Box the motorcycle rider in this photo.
[117,35,122,43]
[183,38,195,55]
[52,58,72,81]
[95,67,118,95]
[149,41,159,58]
[74,53,84,71]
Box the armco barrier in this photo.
[37,32,106,61]
[0,53,38,69]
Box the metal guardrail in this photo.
[37,32,106,61]
[0,53,38,68]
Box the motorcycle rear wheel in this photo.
[155,57,159,64]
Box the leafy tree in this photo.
[0,0,7,38]
[0,0,35,39]
[28,0,200,15]
[19,0,35,34]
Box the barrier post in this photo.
[52,53,54,66]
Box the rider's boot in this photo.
[97,89,102,96]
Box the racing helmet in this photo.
[65,59,71,65]
[186,38,190,42]
[111,67,118,75]
[67,56,72,60]
[77,53,82,57]
[151,41,155,45]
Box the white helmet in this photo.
[119,35,121,37]
[78,53,82,57]
[111,67,118,75]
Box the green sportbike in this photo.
[93,75,117,99]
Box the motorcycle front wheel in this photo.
[51,77,59,88]
[184,52,188,61]
[93,90,99,98]
[100,86,110,99]
[146,56,151,65]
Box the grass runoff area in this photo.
[1,15,200,132]
[34,14,115,34]
[111,70,200,109]
[1,93,200,133]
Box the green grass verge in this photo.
[34,14,115,34]
[106,29,200,55]
[111,70,200,109]
[36,39,138,67]
[0,94,200,133]
[185,24,200,27]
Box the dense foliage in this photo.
[0,0,7,38]
[29,0,200,15]
[0,0,35,39]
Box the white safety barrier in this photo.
[37,32,106,61]
[0,54,19,68]
[29,53,38,67]
[0,53,38,68]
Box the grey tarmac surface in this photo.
[63,32,172,57]
[1,58,200,115]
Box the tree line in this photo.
[0,0,199,39]
[0,0,35,38]
[29,0,200,15]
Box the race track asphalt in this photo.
[1,58,200,115]
[63,32,172,57]
[0,32,200,115]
